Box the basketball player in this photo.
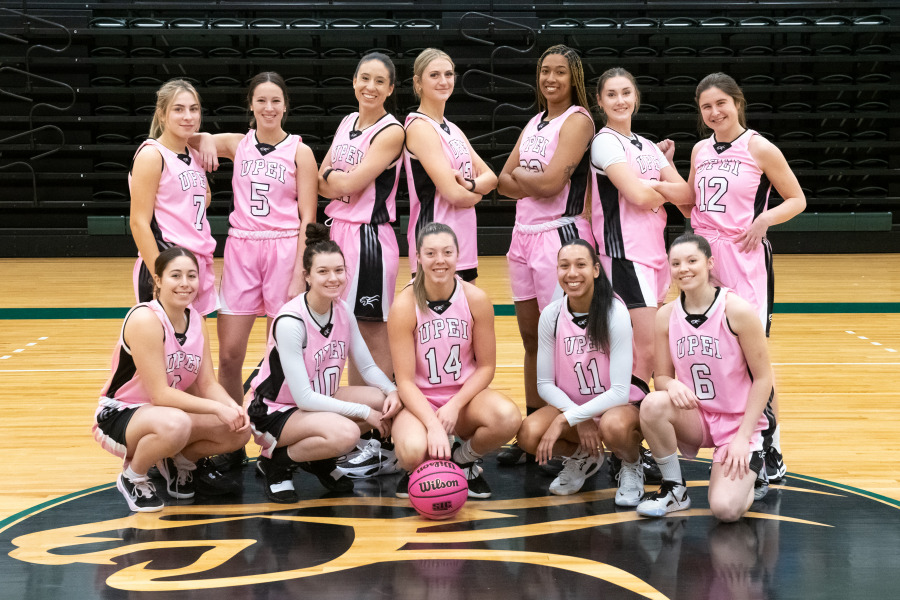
[388,223,522,499]
[129,79,216,315]
[192,72,317,408]
[404,48,497,282]
[516,239,649,502]
[92,247,250,512]
[247,224,400,502]
[496,45,595,465]
[685,73,806,482]
[636,233,773,522]
[318,52,404,387]
[590,67,692,384]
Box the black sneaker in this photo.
[496,442,527,466]
[754,466,769,501]
[194,458,242,496]
[395,471,410,498]
[208,447,248,473]
[641,447,663,485]
[256,456,298,503]
[117,472,164,512]
[157,457,196,499]
[299,458,354,493]
[452,442,492,499]
[765,446,786,483]
[539,456,564,477]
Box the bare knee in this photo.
[639,391,673,430]
[217,343,248,371]
[331,419,362,456]
[598,411,640,454]
[153,411,192,449]
[709,497,745,523]
[516,415,545,454]
[395,437,427,471]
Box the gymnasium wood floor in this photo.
[1,254,899,599]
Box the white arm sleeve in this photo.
[274,316,371,420]
[346,308,397,395]
[590,132,627,171]
[563,300,635,426]
[535,303,580,413]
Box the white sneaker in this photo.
[337,439,400,479]
[636,480,691,517]
[615,459,646,507]
[548,453,602,496]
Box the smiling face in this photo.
[416,58,455,103]
[353,59,394,112]
[154,255,198,307]
[557,243,599,303]
[668,241,714,293]
[305,252,347,303]
[539,53,573,108]
[250,81,286,131]
[598,75,637,129]
[162,90,201,140]
[698,86,742,135]
[417,231,458,284]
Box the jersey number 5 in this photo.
[425,345,462,384]
[250,182,272,217]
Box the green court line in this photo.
[1,303,898,320]
[0,483,114,533]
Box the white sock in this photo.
[654,452,683,484]
[123,465,144,481]
[173,453,196,470]
[452,439,481,464]
[771,425,782,453]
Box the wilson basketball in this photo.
[408,459,468,520]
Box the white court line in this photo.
[26,342,36,347]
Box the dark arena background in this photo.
[1,1,900,599]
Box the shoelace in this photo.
[557,456,587,484]
[463,458,483,480]
[176,466,195,487]
[351,440,382,465]
[132,477,157,499]
[616,463,643,490]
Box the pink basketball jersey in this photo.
[590,128,668,269]
[668,288,753,414]
[690,130,771,239]
[229,131,301,232]
[515,106,593,225]
[251,293,351,412]
[404,113,478,271]
[549,297,644,404]
[325,113,402,225]
[414,281,477,407]
[99,301,204,408]
[128,139,215,256]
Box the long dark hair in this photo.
[302,222,343,274]
[560,239,614,353]
[536,44,591,113]
[152,246,199,300]
[413,222,459,310]
[355,52,398,114]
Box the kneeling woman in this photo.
[93,247,250,512]
[637,233,773,522]
[517,240,648,502]
[248,223,400,502]
[388,222,521,499]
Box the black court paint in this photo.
[2,458,899,599]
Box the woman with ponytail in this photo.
[516,239,649,501]
[247,223,400,502]
[387,222,521,500]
